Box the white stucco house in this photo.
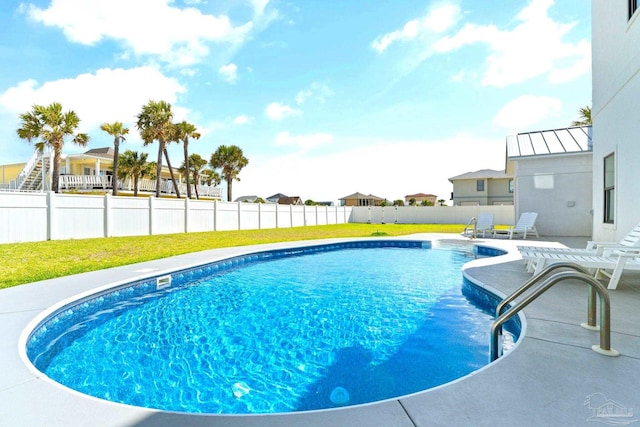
[507,126,593,237]
[591,1,640,241]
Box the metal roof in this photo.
[506,125,592,158]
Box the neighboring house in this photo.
[234,195,260,203]
[266,193,287,203]
[404,193,437,205]
[448,169,514,206]
[0,162,26,190]
[0,147,222,199]
[591,1,640,242]
[277,196,303,205]
[63,147,116,177]
[339,192,385,206]
[506,126,593,237]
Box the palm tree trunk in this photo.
[52,145,62,193]
[133,175,139,197]
[112,140,119,196]
[184,140,191,199]
[163,148,181,198]
[226,178,232,202]
[155,141,164,198]
[193,172,200,200]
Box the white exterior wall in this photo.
[592,1,640,241]
[513,153,593,237]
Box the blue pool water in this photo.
[26,241,514,414]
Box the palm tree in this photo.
[117,150,152,197]
[172,121,201,199]
[136,100,174,198]
[571,105,592,126]
[179,153,207,200]
[16,102,89,193]
[201,168,222,187]
[210,145,249,202]
[100,121,128,196]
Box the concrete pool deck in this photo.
[1,234,639,427]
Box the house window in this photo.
[630,0,638,19]
[509,179,514,193]
[476,179,485,192]
[604,153,615,224]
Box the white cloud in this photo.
[274,131,333,151]
[24,0,254,66]
[234,135,505,204]
[432,0,590,87]
[264,102,301,121]
[295,82,333,105]
[493,95,562,131]
[233,115,252,125]
[0,67,186,133]
[219,63,238,83]
[371,3,461,53]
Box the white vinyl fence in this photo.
[0,192,352,244]
[0,192,516,244]
[350,205,515,226]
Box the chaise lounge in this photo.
[493,212,539,239]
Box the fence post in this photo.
[149,196,155,235]
[213,200,218,231]
[104,193,112,237]
[237,201,242,230]
[184,197,190,233]
[302,205,306,226]
[47,191,56,241]
[258,202,262,229]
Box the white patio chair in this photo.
[493,212,539,239]
[462,213,494,238]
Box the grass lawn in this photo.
[1,223,467,289]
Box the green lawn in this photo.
[1,223,466,289]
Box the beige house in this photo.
[404,193,437,205]
[448,169,514,206]
[339,192,385,207]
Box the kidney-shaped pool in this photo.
[24,240,518,414]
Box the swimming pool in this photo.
[25,240,516,414]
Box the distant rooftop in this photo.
[506,125,592,158]
[448,169,509,182]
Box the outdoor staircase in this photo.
[13,150,51,191]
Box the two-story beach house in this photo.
[448,169,514,206]
[590,1,640,241]
[0,147,222,199]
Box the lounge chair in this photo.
[493,212,539,239]
[462,213,494,238]
[518,221,640,271]
[519,248,640,289]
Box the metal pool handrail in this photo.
[490,264,619,361]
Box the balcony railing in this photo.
[57,175,223,199]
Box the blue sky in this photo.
[0,0,591,203]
